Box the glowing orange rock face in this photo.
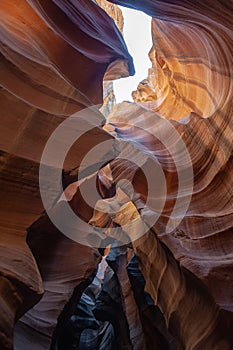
[133,17,232,120]
[101,100,233,348]
[112,0,232,121]
[106,0,233,347]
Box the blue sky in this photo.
[114,6,152,103]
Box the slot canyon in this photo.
[0,0,232,349]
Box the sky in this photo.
[113,7,152,103]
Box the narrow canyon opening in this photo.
[113,6,152,103]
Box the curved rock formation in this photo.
[49,95,232,347]
[103,0,232,345]
[0,1,134,349]
[0,0,232,349]
[127,254,176,349]
[103,99,233,347]
[109,0,233,322]
[117,0,232,120]
[106,247,146,350]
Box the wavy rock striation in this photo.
[102,99,232,346]
[114,0,232,120]
[0,1,133,349]
[0,0,232,349]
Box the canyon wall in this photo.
[0,1,133,349]
[0,0,232,349]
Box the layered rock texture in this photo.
[0,0,232,349]
[0,1,133,349]
[128,0,232,120]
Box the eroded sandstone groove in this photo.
[0,0,232,349]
